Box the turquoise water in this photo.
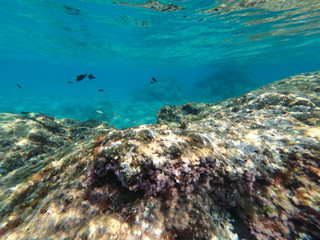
[1,0,320,128]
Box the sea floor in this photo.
[0,71,319,239]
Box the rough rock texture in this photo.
[0,71,320,239]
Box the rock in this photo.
[0,71,319,239]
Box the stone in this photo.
[0,71,319,239]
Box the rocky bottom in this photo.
[0,71,320,239]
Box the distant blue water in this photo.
[1,0,320,128]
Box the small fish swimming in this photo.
[96,110,103,116]
[21,112,40,118]
[16,83,22,88]
[150,81,154,84]
[64,5,81,16]
[88,74,96,80]
[76,73,87,81]
[98,89,104,92]
[67,81,72,84]
[152,77,157,82]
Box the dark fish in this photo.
[150,81,154,84]
[68,81,72,84]
[152,77,157,82]
[88,74,96,80]
[16,83,22,88]
[76,73,87,81]
[98,89,104,92]
[64,5,81,16]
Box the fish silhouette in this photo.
[76,73,87,81]
[88,74,96,80]
[152,77,157,82]
[16,83,22,88]
[98,89,104,92]
[64,5,81,16]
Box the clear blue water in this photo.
[1,0,320,128]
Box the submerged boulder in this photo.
[0,71,319,239]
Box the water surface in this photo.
[1,0,320,127]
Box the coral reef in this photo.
[0,71,320,239]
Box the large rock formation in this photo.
[0,72,319,239]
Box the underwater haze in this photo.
[1,0,320,128]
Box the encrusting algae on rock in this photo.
[0,71,320,239]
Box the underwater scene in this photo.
[0,0,319,239]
